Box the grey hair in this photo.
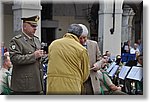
[67,24,83,38]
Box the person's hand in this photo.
[101,62,107,68]
[110,84,122,91]
[34,50,44,59]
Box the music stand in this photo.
[108,65,119,77]
[119,66,131,80]
[106,62,116,73]
[126,66,143,81]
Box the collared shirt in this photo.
[130,48,140,54]
[137,63,142,67]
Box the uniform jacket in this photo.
[97,70,113,91]
[97,70,127,95]
[86,40,102,94]
[9,31,44,92]
[47,33,90,95]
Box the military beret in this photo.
[21,15,39,26]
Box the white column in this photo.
[12,0,42,40]
[98,0,123,56]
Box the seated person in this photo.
[136,55,143,67]
[130,43,140,54]
[124,55,143,94]
[115,55,123,66]
[135,54,143,94]
[98,55,109,71]
[93,58,127,95]
[125,51,141,67]
[97,70,127,95]
[104,51,113,63]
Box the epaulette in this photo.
[15,34,22,39]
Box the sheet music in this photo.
[119,66,131,80]
[108,65,119,77]
[126,66,143,81]
[106,62,116,73]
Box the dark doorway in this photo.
[41,3,55,53]
[41,3,53,20]
[89,3,99,42]
[41,28,55,53]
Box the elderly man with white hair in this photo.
[78,24,104,94]
[79,24,127,95]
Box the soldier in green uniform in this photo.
[9,15,44,95]
[0,52,12,95]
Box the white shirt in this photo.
[130,48,140,54]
